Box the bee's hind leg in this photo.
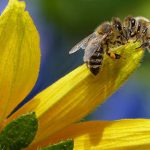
[106,51,121,59]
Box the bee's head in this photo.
[135,16,150,34]
[141,21,150,38]
[96,22,112,35]
[112,17,128,42]
[124,16,136,30]
[112,17,123,33]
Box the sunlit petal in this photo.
[29,119,150,150]
[0,0,40,122]
[8,41,143,144]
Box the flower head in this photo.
[0,0,149,149]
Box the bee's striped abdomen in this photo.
[88,47,104,75]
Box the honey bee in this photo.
[69,16,150,75]
[111,17,128,45]
[124,16,150,51]
[69,22,121,75]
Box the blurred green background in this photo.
[1,0,150,120]
[40,0,150,36]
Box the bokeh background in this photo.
[1,0,150,120]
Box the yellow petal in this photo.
[28,119,150,150]
[7,41,143,144]
[0,0,40,123]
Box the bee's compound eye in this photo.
[115,23,122,31]
[137,24,141,32]
[131,18,136,27]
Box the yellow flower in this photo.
[34,119,150,150]
[0,0,149,149]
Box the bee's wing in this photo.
[83,35,106,62]
[69,33,96,54]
